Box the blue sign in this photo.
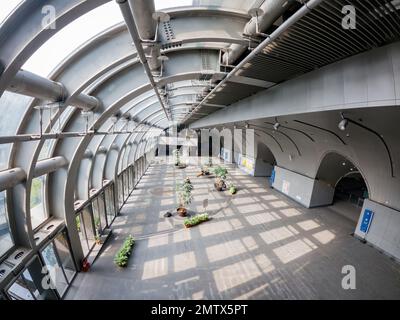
[269,169,276,185]
[360,209,374,233]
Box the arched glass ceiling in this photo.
[155,0,258,12]
[0,0,22,25]
[22,2,124,77]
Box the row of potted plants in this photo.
[184,213,209,228]
[114,235,135,268]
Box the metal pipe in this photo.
[128,0,161,71]
[7,69,67,101]
[6,69,100,111]
[222,0,291,66]
[116,0,170,121]
[184,0,324,123]
[33,156,68,177]
[0,167,26,191]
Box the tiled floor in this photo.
[66,159,400,300]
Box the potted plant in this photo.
[197,165,210,177]
[173,149,180,166]
[228,183,237,195]
[176,177,193,217]
[95,234,101,245]
[212,166,228,191]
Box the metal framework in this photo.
[1,0,399,300]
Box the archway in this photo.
[255,142,277,177]
[316,152,369,224]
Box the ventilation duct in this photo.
[222,0,292,66]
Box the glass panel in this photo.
[7,257,58,300]
[23,2,123,77]
[118,175,124,208]
[129,166,134,191]
[105,185,115,225]
[76,214,89,257]
[155,0,192,10]
[92,193,107,235]
[81,206,96,251]
[0,0,22,24]
[53,230,76,282]
[123,170,129,200]
[41,242,68,296]
[7,276,35,300]
[0,190,13,257]
[30,175,47,229]
[0,144,11,171]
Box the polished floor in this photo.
[66,158,400,300]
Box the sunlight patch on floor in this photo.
[312,230,335,244]
[142,257,168,280]
[259,226,298,245]
[174,252,197,273]
[297,219,320,231]
[273,238,317,264]
[206,239,247,263]
[245,212,279,226]
[212,258,262,292]
[148,235,169,248]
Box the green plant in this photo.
[184,213,209,228]
[75,216,81,232]
[228,184,237,195]
[173,149,181,165]
[176,178,193,208]
[212,166,228,180]
[114,235,135,268]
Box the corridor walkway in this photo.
[66,159,400,300]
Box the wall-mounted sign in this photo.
[282,180,290,195]
[360,209,374,233]
[269,169,275,185]
[237,154,255,176]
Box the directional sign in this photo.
[360,209,374,233]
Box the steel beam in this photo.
[117,0,170,120]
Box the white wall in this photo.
[355,199,400,261]
[272,166,334,208]
[310,180,335,207]
[254,159,273,177]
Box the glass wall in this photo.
[104,184,116,225]
[117,174,124,209]
[30,175,48,230]
[92,192,107,236]
[0,190,13,258]
[129,166,134,190]
[6,257,58,300]
[76,205,95,257]
[53,230,76,283]
[123,170,129,200]
[41,242,69,296]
